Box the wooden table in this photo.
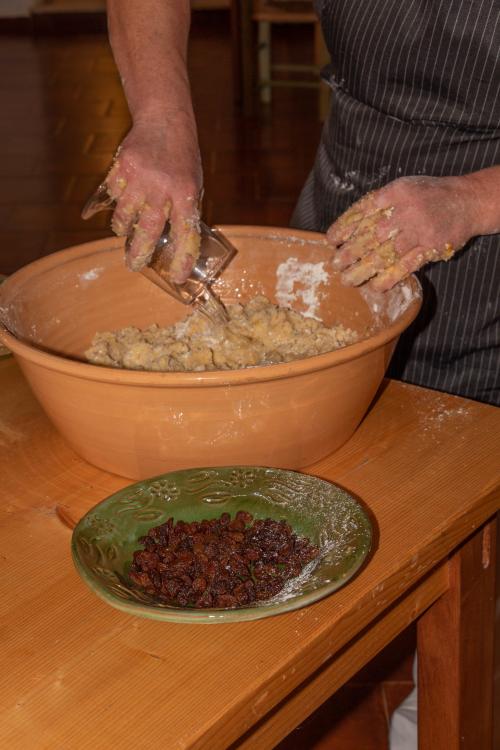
[0,356,498,749]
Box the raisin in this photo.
[192,576,207,593]
[215,594,238,608]
[177,589,190,607]
[129,511,320,609]
[129,570,151,588]
[236,510,253,525]
[196,590,213,608]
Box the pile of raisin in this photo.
[129,510,320,609]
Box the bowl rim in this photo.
[0,226,422,387]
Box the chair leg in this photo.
[258,20,271,104]
[230,0,243,105]
[233,0,254,115]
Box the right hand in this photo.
[326,175,477,291]
[97,111,203,283]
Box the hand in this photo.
[94,112,203,282]
[326,175,478,292]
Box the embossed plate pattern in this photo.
[71,466,372,623]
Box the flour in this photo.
[361,278,421,325]
[386,283,416,322]
[409,389,476,446]
[329,170,360,193]
[79,267,104,283]
[275,257,329,320]
[419,401,472,431]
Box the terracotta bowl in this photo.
[0,226,421,479]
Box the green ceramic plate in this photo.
[71,466,372,623]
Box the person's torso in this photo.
[316,0,500,131]
[292,1,500,406]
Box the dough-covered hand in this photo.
[326,175,476,292]
[84,113,203,283]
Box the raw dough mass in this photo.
[85,295,358,372]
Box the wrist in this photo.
[125,65,194,126]
[132,99,194,125]
[455,168,500,237]
[130,105,198,142]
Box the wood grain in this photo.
[235,564,448,749]
[418,520,497,750]
[0,358,499,749]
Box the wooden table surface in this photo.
[0,356,498,749]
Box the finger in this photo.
[111,186,146,237]
[368,241,456,292]
[341,238,399,286]
[169,221,201,284]
[126,203,170,271]
[326,192,378,245]
[105,161,128,200]
[370,242,456,292]
[168,205,201,284]
[368,247,427,292]
[331,227,380,271]
[327,205,394,248]
[433,243,455,262]
[327,210,365,246]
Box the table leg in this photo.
[417,517,497,750]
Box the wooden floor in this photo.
[0,12,414,748]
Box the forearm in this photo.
[457,165,500,238]
[107,0,193,124]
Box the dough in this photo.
[85,295,358,372]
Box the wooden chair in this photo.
[231,0,330,119]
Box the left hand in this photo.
[82,112,203,283]
[326,175,477,291]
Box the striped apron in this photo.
[292,0,500,406]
